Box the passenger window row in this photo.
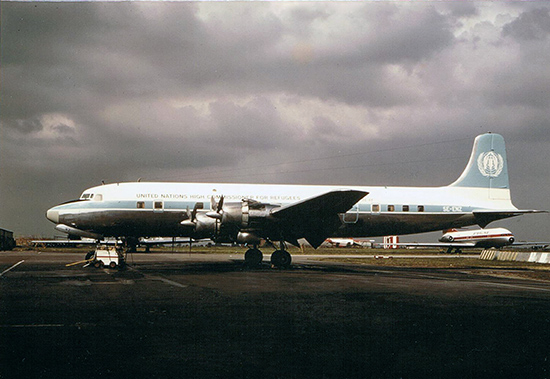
[371,204,424,212]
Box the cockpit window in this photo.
[80,193,102,201]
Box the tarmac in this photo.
[1,250,550,378]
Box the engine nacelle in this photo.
[236,232,262,245]
[194,213,220,239]
[214,199,279,229]
[189,199,280,242]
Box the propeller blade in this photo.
[211,196,217,211]
[217,195,224,212]
[191,202,199,222]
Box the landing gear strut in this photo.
[122,237,138,253]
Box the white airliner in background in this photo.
[439,227,515,246]
[325,238,374,248]
[46,133,542,267]
[390,227,517,253]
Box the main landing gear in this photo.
[271,249,292,268]
[244,244,292,269]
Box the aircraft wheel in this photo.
[271,250,292,268]
[244,248,263,267]
[109,261,117,269]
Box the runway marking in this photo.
[153,277,189,288]
[0,324,64,328]
[127,266,188,288]
[374,270,550,293]
[61,279,135,286]
[0,323,96,328]
[477,281,550,293]
[0,260,25,277]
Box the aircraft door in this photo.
[343,204,359,223]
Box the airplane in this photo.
[45,133,543,267]
[440,227,515,247]
[325,238,374,248]
[385,227,517,253]
[29,236,205,251]
[388,227,550,253]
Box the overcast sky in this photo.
[1,1,549,241]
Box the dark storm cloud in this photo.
[1,2,456,128]
[443,2,478,18]
[502,7,550,41]
[5,117,44,134]
[472,8,550,115]
[1,2,549,239]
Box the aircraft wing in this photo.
[31,239,116,246]
[270,189,368,248]
[508,241,550,247]
[139,237,194,246]
[384,242,476,248]
[388,241,549,249]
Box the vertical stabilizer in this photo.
[449,133,510,199]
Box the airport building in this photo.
[0,228,16,250]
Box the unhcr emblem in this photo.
[477,151,504,177]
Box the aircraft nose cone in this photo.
[46,208,59,223]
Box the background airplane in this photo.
[324,238,374,248]
[30,236,211,252]
[389,227,549,253]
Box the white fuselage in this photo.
[46,181,516,240]
[440,227,515,247]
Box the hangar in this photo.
[0,228,16,250]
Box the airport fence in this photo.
[480,249,550,264]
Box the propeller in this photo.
[181,201,219,238]
[206,195,225,220]
[181,202,201,228]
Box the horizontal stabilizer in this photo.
[473,209,547,228]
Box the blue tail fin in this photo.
[449,133,510,191]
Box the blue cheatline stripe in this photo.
[58,200,200,211]
[60,200,475,214]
